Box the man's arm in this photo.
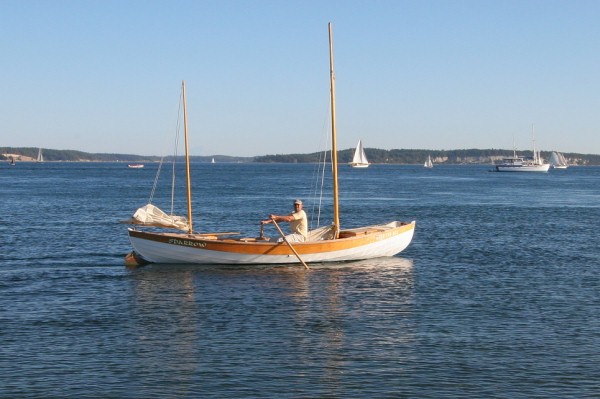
[261,213,294,224]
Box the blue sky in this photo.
[2,0,600,156]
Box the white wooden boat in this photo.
[125,24,415,267]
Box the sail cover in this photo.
[307,225,336,241]
[130,204,189,230]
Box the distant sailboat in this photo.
[549,151,568,169]
[424,155,433,168]
[349,139,369,168]
[36,148,44,163]
[211,157,215,164]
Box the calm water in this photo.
[1,162,599,398]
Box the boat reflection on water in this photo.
[281,257,415,387]
[305,256,413,271]
[128,268,199,383]
[127,257,414,386]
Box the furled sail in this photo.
[129,204,189,230]
[306,225,336,241]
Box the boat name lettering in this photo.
[168,238,207,248]
[377,230,397,241]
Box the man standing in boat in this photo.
[261,199,308,242]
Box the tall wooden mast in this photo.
[182,80,193,234]
[328,22,340,238]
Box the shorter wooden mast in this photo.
[182,80,193,234]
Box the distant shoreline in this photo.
[3,147,600,165]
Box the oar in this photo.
[271,220,310,270]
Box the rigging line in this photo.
[150,92,183,205]
[309,159,321,229]
[310,139,328,229]
[170,90,183,216]
[309,149,324,230]
[317,93,334,228]
[319,151,327,228]
[316,146,327,228]
[308,94,331,230]
[148,155,164,204]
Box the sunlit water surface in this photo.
[1,163,599,398]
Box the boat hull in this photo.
[495,164,550,172]
[128,221,415,265]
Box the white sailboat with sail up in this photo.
[549,151,568,169]
[424,155,433,168]
[36,148,44,163]
[125,24,415,267]
[349,139,370,168]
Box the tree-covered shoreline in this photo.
[2,146,599,165]
[255,148,599,165]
